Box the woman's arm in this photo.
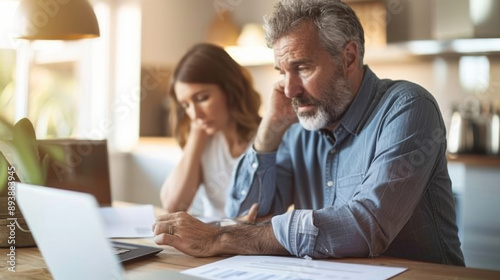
[160,124,209,212]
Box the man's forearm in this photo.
[216,221,290,255]
[253,117,293,152]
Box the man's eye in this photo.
[298,66,309,72]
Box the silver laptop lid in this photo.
[17,183,123,280]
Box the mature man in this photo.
[154,0,464,266]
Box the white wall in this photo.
[141,0,279,67]
[141,0,215,66]
[229,0,278,26]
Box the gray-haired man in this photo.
[154,0,464,266]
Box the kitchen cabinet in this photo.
[448,155,500,271]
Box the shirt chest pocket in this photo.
[336,174,364,204]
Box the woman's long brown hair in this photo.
[167,43,261,148]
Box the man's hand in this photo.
[153,212,220,257]
[237,203,273,224]
[268,80,298,124]
[153,211,290,257]
[254,80,298,152]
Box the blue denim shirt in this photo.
[226,66,465,266]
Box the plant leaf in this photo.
[39,143,66,164]
[0,115,13,139]
[1,118,45,185]
[13,118,40,160]
[0,140,44,184]
[0,153,7,193]
[41,153,51,184]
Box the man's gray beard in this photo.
[295,76,352,131]
[298,108,331,130]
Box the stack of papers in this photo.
[99,205,156,238]
[183,255,407,280]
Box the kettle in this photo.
[448,110,476,154]
[447,100,489,154]
[488,101,500,155]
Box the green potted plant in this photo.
[0,117,65,247]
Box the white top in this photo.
[188,131,244,219]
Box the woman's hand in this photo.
[189,120,211,144]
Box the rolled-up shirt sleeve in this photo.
[225,146,278,217]
[271,208,369,259]
[271,210,319,257]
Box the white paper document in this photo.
[182,255,407,280]
[99,205,156,238]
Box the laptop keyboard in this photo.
[112,247,131,255]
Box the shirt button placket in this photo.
[324,147,336,206]
[327,148,336,189]
[325,147,338,206]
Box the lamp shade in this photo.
[224,23,274,66]
[16,0,100,40]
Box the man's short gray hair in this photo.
[264,0,365,67]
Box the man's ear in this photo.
[342,41,358,74]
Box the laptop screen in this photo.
[17,183,123,280]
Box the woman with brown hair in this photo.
[160,43,261,218]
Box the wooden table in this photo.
[3,237,500,280]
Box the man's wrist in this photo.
[214,226,239,255]
[212,222,289,256]
[253,119,290,152]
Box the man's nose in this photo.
[284,74,303,99]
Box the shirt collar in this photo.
[337,65,380,136]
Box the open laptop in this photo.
[39,139,113,206]
[16,183,163,280]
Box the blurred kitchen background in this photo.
[0,0,499,270]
